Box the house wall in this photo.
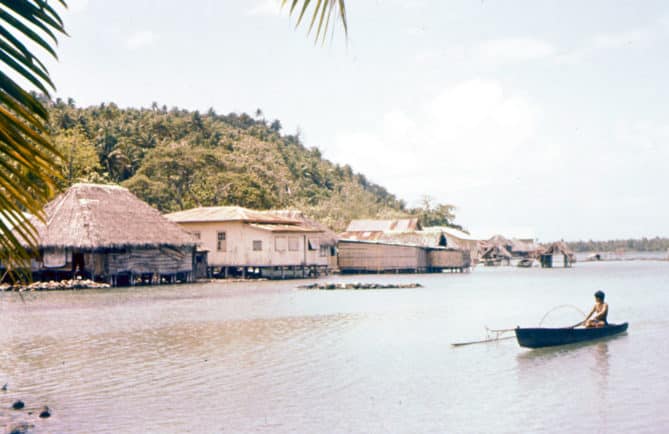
[104,247,194,275]
[427,249,471,269]
[32,246,194,284]
[175,221,329,267]
[444,235,479,264]
[337,241,427,272]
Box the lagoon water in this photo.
[1,261,668,433]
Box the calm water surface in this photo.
[1,261,668,433]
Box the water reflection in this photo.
[593,342,610,433]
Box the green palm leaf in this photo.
[282,0,348,44]
[0,0,67,281]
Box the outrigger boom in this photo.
[451,327,516,347]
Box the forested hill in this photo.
[45,99,459,231]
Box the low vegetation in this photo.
[567,237,669,252]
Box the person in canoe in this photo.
[583,290,608,328]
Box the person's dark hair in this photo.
[594,290,605,301]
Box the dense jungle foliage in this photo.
[45,98,461,232]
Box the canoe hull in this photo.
[515,323,628,349]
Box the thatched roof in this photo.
[541,241,575,257]
[377,231,447,248]
[346,218,421,233]
[481,245,513,259]
[488,234,513,246]
[509,238,541,253]
[28,183,196,250]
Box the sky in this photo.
[37,0,669,241]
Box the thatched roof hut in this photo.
[539,241,575,268]
[31,183,196,250]
[17,183,197,285]
[481,245,513,260]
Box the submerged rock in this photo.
[6,422,34,434]
[12,400,25,410]
[39,406,51,418]
[3,279,111,292]
[298,282,423,290]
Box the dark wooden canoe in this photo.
[515,323,628,348]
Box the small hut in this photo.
[480,245,513,266]
[23,183,197,285]
[509,238,542,258]
[540,242,575,268]
[423,226,479,265]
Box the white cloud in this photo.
[592,29,650,49]
[556,28,654,64]
[326,79,542,208]
[246,0,283,16]
[126,31,156,50]
[477,38,556,63]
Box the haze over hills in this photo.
[46,98,461,232]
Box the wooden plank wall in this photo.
[106,247,194,274]
[427,249,471,269]
[338,242,427,272]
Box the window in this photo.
[253,240,262,251]
[308,238,319,251]
[191,231,201,240]
[319,244,329,257]
[275,236,286,252]
[288,237,299,251]
[217,232,226,251]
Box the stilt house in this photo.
[164,206,331,278]
[22,183,197,285]
[539,242,575,268]
[338,219,470,273]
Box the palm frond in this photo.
[0,0,67,281]
[281,0,347,44]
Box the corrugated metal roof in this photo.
[423,226,479,241]
[249,224,323,233]
[164,206,299,224]
[264,209,337,244]
[345,218,420,232]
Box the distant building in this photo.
[164,206,332,278]
[12,183,197,286]
[479,235,542,265]
[338,219,470,273]
[480,245,512,266]
[423,226,479,264]
[339,218,421,241]
[539,242,575,268]
[337,239,429,273]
